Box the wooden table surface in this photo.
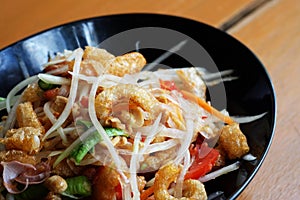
[1,0,299,199]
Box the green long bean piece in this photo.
[70,120,128,164]
[62,176,92,199]
[38,79,58,91]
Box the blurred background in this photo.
[1,0,268,49]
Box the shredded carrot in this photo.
[140,185,155,200]
[181,90,235,125]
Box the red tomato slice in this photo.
[159,79,179,91]
[185,143,219,180]
[43,88,59,100]
[115,183,122,200]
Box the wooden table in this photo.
[1,0,299,199]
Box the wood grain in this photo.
[1,0,254,49]
[229,0,300,199]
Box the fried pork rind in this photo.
[154,163,207,200]
[154,163,181,200]
[83,46,146,77]
[92,166,120,200]
[218,123,250,159]
[0,150,37,165]
[109,51,146,77]
[95,84,160,127]
[0,127,42,154]
[83,46,115,62]
[176,68,206,99]
[22,83,44,103]
[51,96,68,114]
[182,179,207,200]
[16,101,45,133]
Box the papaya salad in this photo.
[0,46,254,200]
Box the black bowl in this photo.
[0,14,276,199]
